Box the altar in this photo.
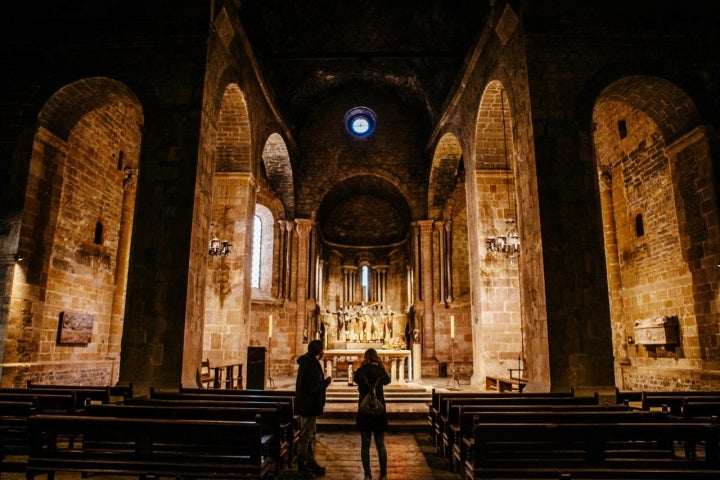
[323,349,411,385]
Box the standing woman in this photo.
[353,348,391,480]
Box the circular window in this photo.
[344,107,376,138]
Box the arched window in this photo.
[251,215,262,288]
[252,204,275,295]
[361,265,369,302]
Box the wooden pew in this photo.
[26,381,134,402]
[428,389,573,448]
[464,421,720,480]
[641,391,720,414]
[450,408,669,475]
[682,399,720,421]
[25,414,275,480]
[1,386,110,409]
[178,385,292,396]
[133,392,298,467]
[0,394,77,473]
[436,394,599,455]
[445,403,641,473]
[82,403,291,474]
[615,388,643,407]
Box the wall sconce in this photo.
[208,222,231,257]
[14,253,24,262]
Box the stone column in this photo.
[445,220,454,304]
[107,166,138,383]
[373,265,388,303]
[434,221,446,304]
[418,220,435,359]
[277,220,288,300]
[342,265,358,304]
[294,219,313,352]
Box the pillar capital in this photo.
[295,218,314,237]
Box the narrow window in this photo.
[618,120,628,139]
[94,221,104,245]
[251,215,262,288]
[635,213,645,237]
[361,265,369,302]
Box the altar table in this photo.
[323,349,411,384]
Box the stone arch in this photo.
[4,77,143,385]
[215,83,252,173]
[261,133,295,219]
[428,132,463,221]
[204,82,256,371]
[593,75,720,389]
[469,79,523,384]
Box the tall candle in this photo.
[268,315,273,338]
[450,315,455,339]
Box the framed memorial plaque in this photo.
[57,312,94,345]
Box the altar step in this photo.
[326,382,431,404]
[320,382,431,431]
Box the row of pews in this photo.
[429,388,720,479]
[1,382,297,479]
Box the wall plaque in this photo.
[57,312,94,345]
[633,315,680,346]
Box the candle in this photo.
[450,315,455,339]
[268,315,273,338]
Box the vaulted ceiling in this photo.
[239,1,489,137]
[239,1,489,247]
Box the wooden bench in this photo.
[0,395,78,473]
[444,403,644,472]
[642,391,720,414]
[133,391,297,467]
[25,414,274,480]
[26,381,134,402]
[449,408,669,475]
[428,389,574,448]
[436,394,599,455]
[464,421,720,480]
[485,375,527,392]
[1,386,111,409]
[83,402,291,474]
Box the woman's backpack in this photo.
[359,376,385,417]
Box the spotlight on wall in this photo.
[14,253,24,262]
[208,222,231,257]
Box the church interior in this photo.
[1,0,720,399]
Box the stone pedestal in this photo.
[412,343,422,382]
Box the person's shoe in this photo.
[308,462,326,476]
[363,475,372,480]
[379,475,388,480]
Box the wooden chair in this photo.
[197,358,214,388]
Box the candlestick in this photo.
[450,315,455,339]
[268,315,273,338]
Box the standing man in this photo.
[295,339,332,478]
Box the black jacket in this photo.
[294,352,330,417]
[354,362,391,431]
